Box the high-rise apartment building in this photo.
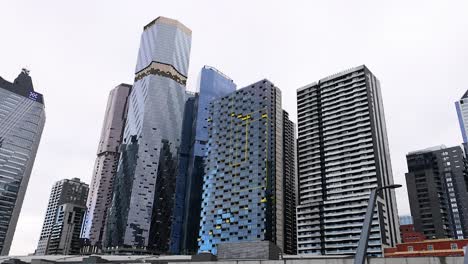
[296,65,399,256]
[405,145,468,239]
[171,66,236,254]
[282,111,297,255]
[455,91,468,143]
[81,84,131,253]
[0,69,46,255]
[198,79,288,255]
[36,178,88,255]
[46,203,87,255]
[105,17,191,254]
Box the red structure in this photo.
[400,224,426,243]
[385,239,468,257]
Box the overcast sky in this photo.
[2,0,468,255]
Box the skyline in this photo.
[1,0,468,255]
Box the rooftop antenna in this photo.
[21,68,30,75]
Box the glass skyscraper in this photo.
[105,17,192,254]
[81,84,131,253]
[455,91,468,143]
[198,79,287,255]
[0,69,46,255]
[171,66,236,254]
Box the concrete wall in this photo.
[176,258,464,264]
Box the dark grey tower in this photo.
[406,145,468,239]
[36,178,89,255]
[282,111,297,255]
[81,84,131,253]
[0,70,46,255]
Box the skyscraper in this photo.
[36,178,88,255]
[105,17,192,254]
[405,145,468,239]
[0,69,46,255]
[282,111,297,255]
[81,84,131,253]
[198,79,287,255]
[455,91,468,143]
[171,66,236,254]
[296,65,400,256]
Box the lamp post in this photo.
[354,184,402,264]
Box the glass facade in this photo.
[171,66,236,254]
[104,17,192,254]
[0,70,45,255]
[198,79,284,255]
[455,91,468,143]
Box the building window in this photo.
[407,246,413,251]
[451,243,458,250]
[427,245,433,251]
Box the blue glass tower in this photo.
[171,66,236,254]
[455,91,468,143]
[198,79,285,255]
[105,17,191,254]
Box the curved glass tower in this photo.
[105,17,191,254]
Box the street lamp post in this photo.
[354,184,402,264]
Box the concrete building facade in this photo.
[282,111,297,255]
[296,65,400,256]
[405,145,468,239]
[171,66,236,254]
[47,203,87,255]
[36,178,88,255]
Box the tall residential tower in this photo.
[0,70,46,255]
[81,84,131,253]
[282,111,297,255]
[105,17,192,254]
[36,178,88,255]
[296,65,399,256]
[405,145,468,239]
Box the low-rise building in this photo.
[401,224,426,243]
[385,239,468,257]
